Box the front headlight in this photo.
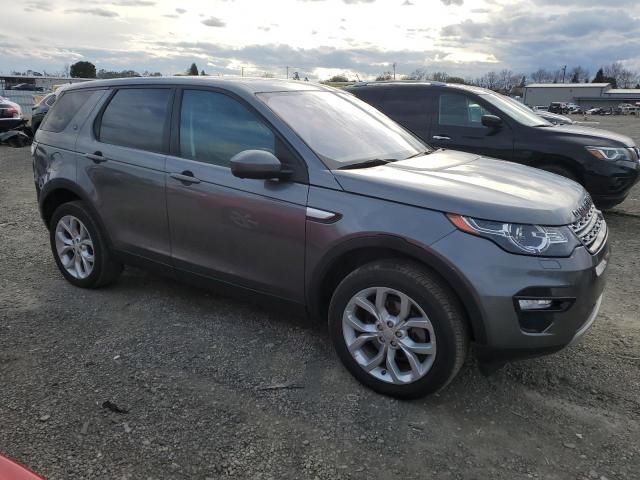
[447,214,579,257]
[586,146,634,162]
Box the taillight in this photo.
[7,107,18,117]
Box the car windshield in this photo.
[257,90,427,169]
[482,93,552,127]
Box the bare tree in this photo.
[530,68,552,83]
[405,68,428,81]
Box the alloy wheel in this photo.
[342,287,437,384]
[54,215,95,279]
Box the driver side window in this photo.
[438,93,490,128]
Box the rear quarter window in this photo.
[40,90,93,133]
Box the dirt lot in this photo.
[1,117,639,479]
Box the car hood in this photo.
[332,149,588,225]
[544,124,636,147]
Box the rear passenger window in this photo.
[179,89,275,168]
[438,93,490,128]
[99,88,171,152]
[40,90,92,133]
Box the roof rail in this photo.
[349,80,446,87]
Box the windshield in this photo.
[482,93,552,127]
[257,90,427,169]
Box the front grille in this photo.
[569,202,607,254]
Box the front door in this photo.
[165,88,308,302]
[429,91,514,161]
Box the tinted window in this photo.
[99,88,171,152]
[438,93,490,128]
[180,90,275,167]
[40,90,93,133]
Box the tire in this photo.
[538,164,579,184]
[49,201,122,288]
[328,260,469,399]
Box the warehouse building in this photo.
[522,83,640,109]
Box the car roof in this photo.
[62,76,331,95]
[345,81,491,95]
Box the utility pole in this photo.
[561,65,567,83]
[286,66,289,79]
[393,62,396,80]
[241,66,244,77]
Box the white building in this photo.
[522,83,640,109]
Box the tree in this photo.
[188,63,199,76]
[201,69,206,76]
[431,71,448,82]
[375,71,393,81]
[327,74,349,82]
[530,68,552,83]
[70,61,96,78]
[592,68,605,83]
[446,76,466,85]
[405,68,428,81]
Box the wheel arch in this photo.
[533,154,584,185]
[39,180,113,248]
[308,235,488,344]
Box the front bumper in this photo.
[584,158,640,208]
[430,229,609,362]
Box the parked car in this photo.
[31,92,56,131]
[549,102,568,114]
[346,82,640,209]
[8,83,43,92]
[509,99,574,125]
[0,96,24,132]
[532,105,548,112]
[0,454,44,480]
[34,78,609,398]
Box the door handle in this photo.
[432,135,451,141]
[85,152,107,163]
[170,171,201,184]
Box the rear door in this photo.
[165,88,308,302]
[429,91,514,160]
[75,87,173,265]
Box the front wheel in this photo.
[328,260,469,399]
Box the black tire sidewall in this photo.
[49,202,108,288]
[329,263,465,399]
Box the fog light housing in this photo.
[518,299,553,311]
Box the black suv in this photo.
[346,82,640,208]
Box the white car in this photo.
[0,96,23,132]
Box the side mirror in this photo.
[230,150,289,180]
[481,114,503,130]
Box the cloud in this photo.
[402,0,414,5]
[201,16,226,27]
[441,0,463,5]
[23,1,53,12]
[108,0,155,5]
[176,8,187,14]
[65,8,119,17]
[343,0,376,4]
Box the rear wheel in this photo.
[49,201,122,288]
[328,260,468,399]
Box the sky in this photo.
[1,0,639,80]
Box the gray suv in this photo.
[33,78,609,398]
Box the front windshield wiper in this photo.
[338,158,398,170]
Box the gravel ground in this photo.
[1,117,639,479]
